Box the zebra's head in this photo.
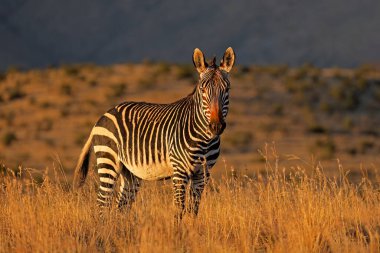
[193,47,235,136]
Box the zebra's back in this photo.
[91,100,185,180]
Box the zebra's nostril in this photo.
[209,122,226,135]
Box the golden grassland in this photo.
[1,63,380,252]
[1,148,380,253]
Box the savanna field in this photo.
[1,63,380,252]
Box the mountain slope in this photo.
[0,0,379,69]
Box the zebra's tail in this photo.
[73,131,94,189]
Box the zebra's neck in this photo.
[188,89,215,141]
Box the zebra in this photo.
[74,47,235,220]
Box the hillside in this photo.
[0,63,380,182]
[0,0,380,69]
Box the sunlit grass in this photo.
[1,151,380,252]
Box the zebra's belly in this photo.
[122,161,173,180]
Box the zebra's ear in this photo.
[220,47,235,73]
[193,48,208,73]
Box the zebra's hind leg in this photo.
[117,166,140,210]
[96,156,121,215]
[187,169,210,217]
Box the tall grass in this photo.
[1,153,380,252]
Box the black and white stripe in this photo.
[74,47,235,219]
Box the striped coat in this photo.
[74,47,235,219]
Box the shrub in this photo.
[63,65,80,76]
[37,118,54,132]
[2,132,17,146]
[233,65,252,79]
[28,96,36,105]
[176,64,195,80]
[330,80,360,111]
[109,83,127,98]
[360,140,375,154]
[319,102,333,114]
[75,133,87,146]
[4,111,15,125]
[60,83,72,95]
[271,103,284,116]
[266,64,288,78]
[155,62,171,76]
[7,86,25,101]
[346,147,358,156]
[293,63,313,80]
[224,131,253,152]
[354,64,376,79]
[40,101,53,108]
[0,72,5,82]
[88,80,98,87]
[142,58,153,66]
[137,76,155,90]
[239,65,251,74]
[44,138,56,147]
[307,124,327,134]
[342,117,354,131]
[60,108,70,117]
[310,138,336,159]
[6,65,21,75]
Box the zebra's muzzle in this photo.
[209,121,226,136]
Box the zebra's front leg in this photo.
[172,171,189,221]
[187,169,210,217]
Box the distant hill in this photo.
[0,0,379,70]
[1,62,379,175]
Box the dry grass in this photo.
[1,148,380,253]
[1,63,380,252]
